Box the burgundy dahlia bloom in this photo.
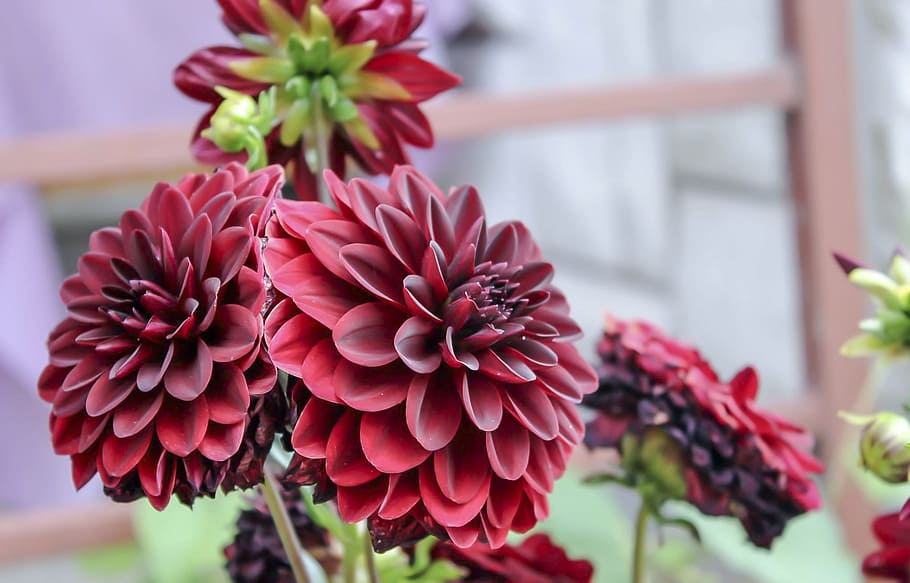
[864,512,910,582]
[263,166,597,549]
[174,0,460,199]
[225,485,341,582]
[583,316,823,548]
[38,163,284,509]
[432,533,594,583]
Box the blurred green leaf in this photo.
[665,499,860,583]
[133,492,247,583]
[530,472,632,583]
[79,542,142,576]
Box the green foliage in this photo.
[133,493,247,583]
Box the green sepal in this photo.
[285,75,312,99]
[343,117,381,150]
[328,41,377,76]
[280,98,312,146]
[229,56,296,83]
[840,333,891,357]
[347,71,412,101]
[238,33,280,56]
[891,254,910,285]
[259,0,303,40]
[298,37,332,74]
[307,3,335,41]
[319,75,339,107]
[849,268,902,310]
[330,97,359,122]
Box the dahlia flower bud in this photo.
[203,87,277,170]
[38,163,284,509]
[264,166,598,550]
[842,411,910,483]
[175,0,461,199]
[835,249,910,358]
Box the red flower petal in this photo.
[360,407,430,473]
[460,372,504,432]
[333,302,402,367]
[394,316,442,374]
[334,360,410,411]
[326,410,381,487]
[434,430,490,504]
[363,52,461,102]
[486,414,531,481]
[419,462,490,528]
[292,398,343,458]
[406,373,461,451]
[156,396,209,457]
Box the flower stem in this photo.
[262,470,312,583]
[830,357,889,499]
[363,526,380,583]
[632,501,650,583]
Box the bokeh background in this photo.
[1,0,908,581]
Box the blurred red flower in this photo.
[864,512,910,582]
[175,0,460,199]
[264,166,597,549]
[38,163,284,509]
[433,533,594,583]
[584,316,823,548]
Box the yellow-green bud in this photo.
[621,428,688,505]
[841,411,910,483]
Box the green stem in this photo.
[363,527,380,583]
[632,501,649,583]
[830,357,889,499]
[262,470,312,583]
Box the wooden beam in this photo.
[782,0,874,555]
[0,66,799,190]
[0,503,133,564]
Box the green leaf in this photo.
[663,499,860,583]
[133,493,247,583]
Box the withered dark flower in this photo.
[583,316,823,548]
[38,163,284,509]
[264,166,597,549]
[225,484,340,582]
[175,0,460,199]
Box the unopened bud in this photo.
[841,411,910,483]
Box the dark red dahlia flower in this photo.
[864,512,910,582]
[175,0,460,199]
[263,166,597,549]
[432,533,594,583]
[38,163,284,509]
[583,316,823,548]
[225,484,340,582]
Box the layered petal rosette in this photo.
[264,166,597,549]
[433,533,595,583]
[863,512,910,582]
[175,0,460,198]
[583,316,823,548]
[38,163,284,509]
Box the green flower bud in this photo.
[840,253,910,358]
[621,428,688,506]
[841,411,910,483]
[203,87,277,170]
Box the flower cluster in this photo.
[265,166,597,549]
[863,512,910,582]
[175,0,460,198]
[583,316,823,548]
[38,164,285,509]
